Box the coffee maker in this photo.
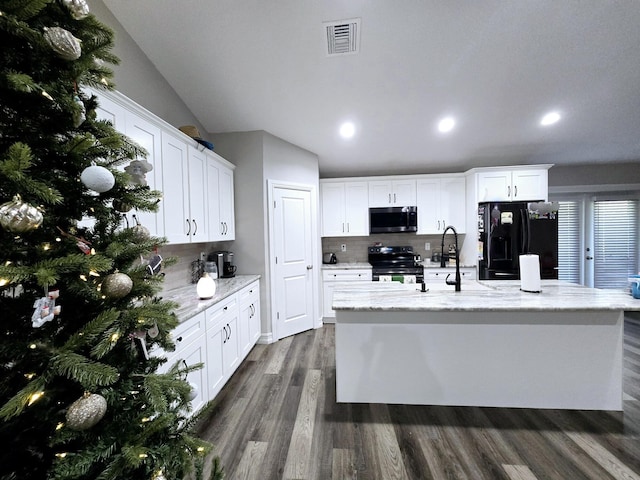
[222,251,236,278]
[208,251,236,278]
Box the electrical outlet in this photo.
[341,244,347,252]
[199,251,207,262]
[424,242,431,251]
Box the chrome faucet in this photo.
[440,225,461,291]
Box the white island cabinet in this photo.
[333,280,639,411]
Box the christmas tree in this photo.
[0,1,222,478]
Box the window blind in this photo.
[557,201,581,284]
[593,199,638,289]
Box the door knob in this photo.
[306,265,313,270]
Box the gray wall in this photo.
[88,0,207,135]
[211,131,320,337]
[549,162,640,189]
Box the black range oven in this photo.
[368,245,424,282]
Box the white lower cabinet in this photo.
[322,269,372,322]
[238,282,261,357]
[206,294,239,400]
[425,267,476,281]
[158,280,261,415]
[157,311,209,415]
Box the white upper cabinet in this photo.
[207,155,235,241]
[161,135,210,243]
[368,179,416,207]
[477,168,548,202]
[186,145,209,241]
[320,181,369,237]
[416,175,466,234]
[85,92,163,236]
[88,88,236,245]
[160,132,191,243]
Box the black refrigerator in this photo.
[478,201,558,280]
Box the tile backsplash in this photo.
[322,233,466,264]
[159,241,233,293]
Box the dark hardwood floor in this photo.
[194,317,640,480]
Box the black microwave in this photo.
[369,206,418,234]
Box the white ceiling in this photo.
[102,1,640,177]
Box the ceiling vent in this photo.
[324,18,360,56]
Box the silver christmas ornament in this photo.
[151,471,167,480]
[66,392,107,430]
[112,199,132,213]
[0,195,44,233]
[81,165,115,193]
[102,272,133,299]
[62,0,90,20]
[131,223,151,242]
[43,27,81,61]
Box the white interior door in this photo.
[271,185,315,340]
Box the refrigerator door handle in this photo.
[521,208,531,254]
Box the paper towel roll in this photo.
[520,254,541,293]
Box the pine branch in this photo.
[0,375,47,420]
[0,142,64,204]
[62,308,120,355]
[49,352,120,389]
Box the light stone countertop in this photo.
[321,262,372,270]
[162,274,261,322]
[332,279,640,312]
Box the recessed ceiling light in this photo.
[540,111,561,126]
[339,122,355,139]
[437,117,455,133]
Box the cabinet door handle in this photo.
[192,219,198,235]
[388,193,391,204]
[507,185,511,197]
[223,222,228,234]
[342,223,345,233]
[514,185,518,198]
[227,323,231,340]
[394,193,397,203]
[437,220,440,230]
[176,336,183,343]
[186,219,191,235]
[346,222,350,233]
[306,265,313,270]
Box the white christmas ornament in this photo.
[188,381,199,401]
[81,165,115,193]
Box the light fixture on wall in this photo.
[196,273,216,299]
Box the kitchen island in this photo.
[333,280,640,410]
